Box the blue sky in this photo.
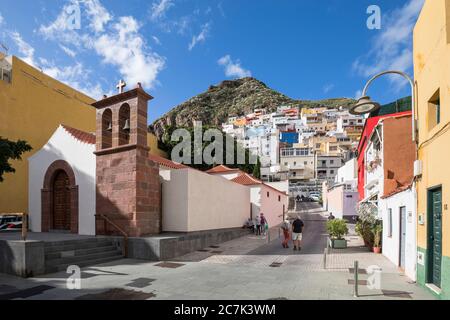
[0,0,424,123]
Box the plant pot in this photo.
[330,238,347,249]
[373,246,381,254]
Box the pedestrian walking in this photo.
[280,219,290,248]
[254,214,261,235]
[291,215,305,251]
[260,213,267,236]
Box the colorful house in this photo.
[414,0,450,298]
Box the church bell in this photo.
[123,119,130,132]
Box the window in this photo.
[267,192,270,197]
[330,170,334,174]
[278,195,281,202]
[330,160,334,164]
[388,209,393,237]
[428,90,441,130]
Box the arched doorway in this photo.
[41,160,79,233]
[52,170,71,230]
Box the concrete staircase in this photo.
[44,238,123,273]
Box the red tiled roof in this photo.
[148,154,188,170]
[231,173,262,186]
[61,125,96,145]
[381,184,412,199]
[231,172,288,196]
[206,165,241,174]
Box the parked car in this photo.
[310,194,320,202]
[0,216,22,232]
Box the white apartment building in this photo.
[280,147,315,181]
[336,112,365,133]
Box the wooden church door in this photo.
[52,170,71,230]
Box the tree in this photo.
[160,124,260,175]
[252,158,261,179]
[0,137,32,182]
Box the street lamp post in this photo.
[350,70,416,142]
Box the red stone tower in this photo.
[93,83,161,237]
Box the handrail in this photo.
[0,212,27,241]
[95,213,128,258]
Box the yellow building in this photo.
[300,107,327,118]
[414,0,450,299]
[0,56,166,214]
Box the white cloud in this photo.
[43,61,106,99]
[93,16,165,88]
[38,0,165,90]
[84,0,112,32]
[218,55,252,79]
[188,23,210,51]
[59,45,77,57]
[9,31,36,66]
[352,0,424,90]
[0,12,4,25]
[150,0,174,21]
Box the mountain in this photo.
[151,77,355,140]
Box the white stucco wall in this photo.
[162,169,250,232]
[28,125,96,235]
[380,188,416,281]
[335,158,357,183]
[250,185,261,219]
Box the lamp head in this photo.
[349,96,381,115]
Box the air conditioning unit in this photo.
[414,160,423,177]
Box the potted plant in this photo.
[355,202,378,250]
[372,223,382,254]
[326,219,349,249]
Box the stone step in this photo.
[45,245,119,260]
[44,237,110,247]
[44,239,114,253]
[45,249,121,267]
[45,254,124,274]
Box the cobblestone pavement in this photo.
[0,203,436,300]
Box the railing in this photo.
[95,213,128,258]
[0,212,28,240]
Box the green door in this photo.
[428,188,442,288]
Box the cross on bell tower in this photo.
[116,79,126,94]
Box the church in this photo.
[27,82,259,238]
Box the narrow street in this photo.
[0,202,435,300]
[249,201,327,256]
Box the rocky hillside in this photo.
[151,77,355,140]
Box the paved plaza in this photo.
[0,203,435,300]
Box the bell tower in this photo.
[93,81,161,237]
